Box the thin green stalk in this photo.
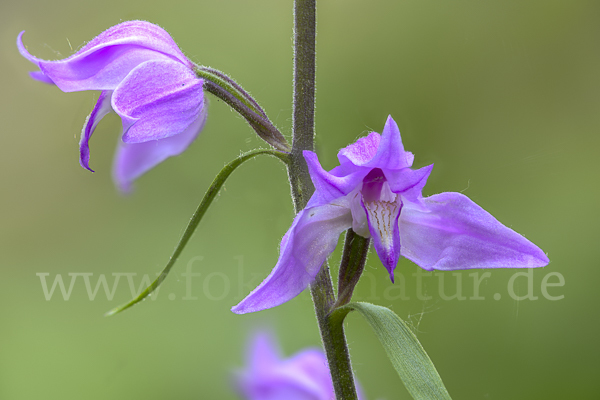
[202,80,290,152]
[195,66,267,118]
[289,0,317,211]
[288,1,359,399]
[106,149,290,317]
[195,66,268,118]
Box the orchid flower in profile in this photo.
[17,21,207,192]
[232,116,549,314]
[234,331,364,400]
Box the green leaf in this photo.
[105,149,290,317]
[331,302,452,400]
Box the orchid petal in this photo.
[79,90,113,172]
[364,115,414,170]
[304,150,369,208]
[337,116,414,170]
[236,332,337,400]
[337,131,380,166]
[111,59,204,143]
[17,21,191,92]
[248,331,281,372]
[112,103,207,193]
[363,195,403,281]
[282,350,335,399]
[74,21,190,66]
[400,192,549,271]
[385,164,434,208]
[232,202,353,314]
[29,70,54,85]
[349,189,369,236]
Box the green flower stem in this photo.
[195,66,268,118]
[195,66,266,118]
[196,67,291,152]
[202,81,290,152]
[105,149,290,317]
[288,1,359,399]
[289,0,317,210]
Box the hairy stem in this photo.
[288,1,359,399]
[203,80,290,152]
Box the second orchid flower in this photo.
[18,21,207,192]
[233,116,549,314]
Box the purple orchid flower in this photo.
[17,21,207,192]
[232,116,549,314]
[234,331,364,400]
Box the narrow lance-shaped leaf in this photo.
[105,149,290,316]
[331,302,452,400]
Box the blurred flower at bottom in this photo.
[233,330,364,400]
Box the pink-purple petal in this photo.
[386,164,434,209]
[232,203,353,314]
[336,116,414,171]
[17,21,191,92]
[16,31,41,64]
[285,350,334,394]
[247,332,281,372]
[112,103,207,193]
[111,59,204,143]
[363,115,414,170]
[73,20,191,67]
[40,47,176,92]
[236,332,336,400]
[29,70,55,85]
[400,192,550,271]
[79,90,113,172]
[304,150,369,208]
[337,131,380,166]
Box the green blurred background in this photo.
[1,0,599,398]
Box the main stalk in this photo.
[288,1,359,398]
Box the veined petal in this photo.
[43,47,176,92]
[74,21,190,66]
[232,202,353,314]
[79,90,113,172]
[112,59,204,143]
[112,102,207,193]
[363,195,402,281]
[304,150,369,208]
[17,21,191,92]
[337,131,380,166]
[400,192,549,271]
